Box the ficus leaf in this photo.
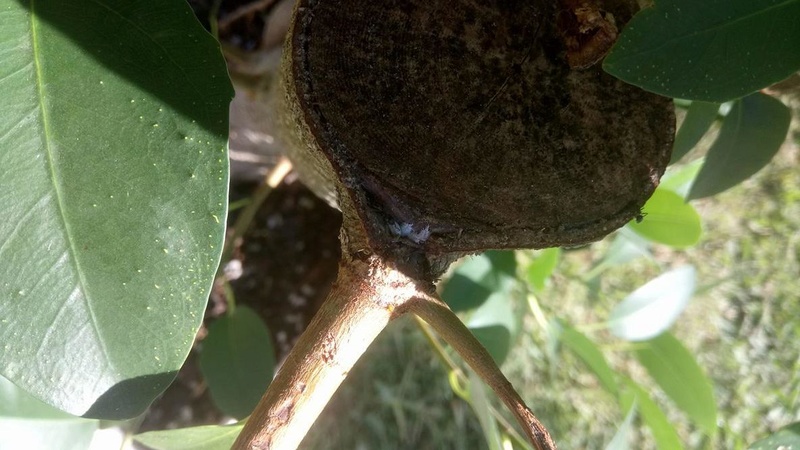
[0,0,232,418]
[687,93,791,200]
[199,306,276,419]
[527,248,561,292]
[622,379,684,450]
[608,266,696,342]
[671,101,720,164]
[635,333,717,435]
[604,0,800,102]
[555,322,619,396]
[747,421,800,450]
[135,423,244,450]
[0,375,97,450]
[628,188,701,248]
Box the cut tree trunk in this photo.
[235,0,674,448]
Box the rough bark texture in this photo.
[241,1,676,449]
[232,254,432,449]
[282,0,674,264]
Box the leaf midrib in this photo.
[30,0,112,369]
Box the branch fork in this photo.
[233,250,556,450]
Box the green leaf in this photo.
[635,333,717,434]
[0,375,97,450]
[659,158,704,198]
[556,322,619,396]
[467,290,518,365]
[199,306,276,418]
[0,0,232,418]
[442,251,516,313]
[687,93,791,200]
[629,188,701,247]
[468,371,504,450]
[442,254,494,312]
[609,266,696,341]
[605,402,637,450]
[604,0,800,102]
[526,248,561,291]
[671,102,720,164]
[623,379,684,450]
[443,252,519,364]
[469,326,512,366]
[748,421,800,450]
[599,230,652,269]
[135,423,244,450]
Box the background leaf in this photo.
[467,371,504,450]
[527,248,561,292]
[135,423,243,450]
[198,306,276,418]
[635,333,717,434]
[467,291,517,365]
[604,0,800,101]
[659,159,703,198]
[0,0,232,418]
[628,188,702,248]
[556,322,619,396]
[623,379,684,450]
[747,421,800,449]
[687,93,791,200]
[609,266,696,341]
[604,402,637,450]
[442,251,519,364]
[671,101,720,164]
[0,375,97,450]
[441,253,497,312]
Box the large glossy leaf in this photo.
[556,322,619,396]
[0,0,232,418]
[0,375,97,450]
[135,423,244,450]
[748,422,800,450]
[671,101,720,164]
[635,333,717,435]
[604,0,800,102]
[198,306,276,418]
[687,93,791,200]
[622,379,683,450]
[609,266,696,341]
[629,188,701,248]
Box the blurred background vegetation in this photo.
[304,105,800,449]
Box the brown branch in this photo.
[408,294,557,450]
[218,0,279,31]
[232,255,425,449]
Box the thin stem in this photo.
[526,293,550,330]
[222,278,237,315]
[209,0,223,40]
[233,255,426,449]
[409,294,557,450]
[218,157,292,277]
[414,317,533,450]
[218,0,278,31]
